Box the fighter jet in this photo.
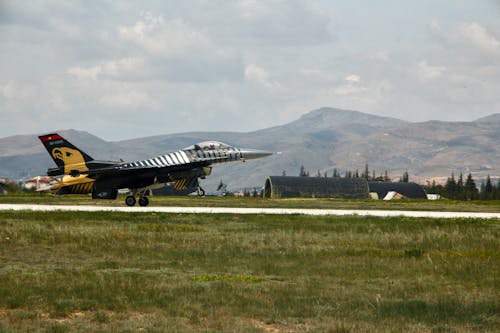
[38,133,272,206]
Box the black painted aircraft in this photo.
[39,133,272,206]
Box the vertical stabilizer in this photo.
[38,133,94,174]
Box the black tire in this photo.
[138,197,149,207]
[125,195,136,206]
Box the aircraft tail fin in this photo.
[38,133,94,175]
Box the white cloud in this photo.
[458,22,500,55]
[300,69,337,82]
[245,64,280,88]
[1,81,16,100]
[227,0,333,45]
[333,75,365,95]
[50,94,67,112]
[118,13,212,56]
[99,91,149,109]
[67,58,146,80]
[418,60,446,81]
[67,66,101,80]
[345,74,361,83]
[428,19,442,35]
[371,51,390,62]
[333,85,366,96]
[0,81,38,113]
[112,12,242,83]
[430,20,500,57]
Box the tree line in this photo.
[424,173,500,200]
[295,164,403,182]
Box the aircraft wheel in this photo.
[125,195,136,206]
[197,187,205,197]
[138,197,149,207]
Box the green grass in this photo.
[0,210,498,332]
[1,193,500,212]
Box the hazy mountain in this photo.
[475,113,500,123]
[1,108,498,190]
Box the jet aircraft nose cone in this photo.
[239,148,273,160]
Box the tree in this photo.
[282,170,286,176]
[464,173,478,200]
[431,180,437,193]
[444,173,457,199]
[400,171,409,183]
[299,165,307,177]
[384,170,390,182]
[332,168,339,178]
[363,164,370,180]
[457,173,465,200]
[481,175,493,200]
[496,179,500,200]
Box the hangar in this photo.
[263,176,370,199]
[263,176,427,199]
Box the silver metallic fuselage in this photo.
[120,144,272,170]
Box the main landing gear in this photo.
[125,195,149,207]
[197,186,205,197]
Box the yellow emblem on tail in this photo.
[51,147,89,174]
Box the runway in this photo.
[1,204,499,219]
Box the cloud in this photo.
[219,0,334,45]
[1,81,16,100]
[67,57,146,80]
[334,75,365,95]
[245,64,280,88]
[418,60,446,80]
[345,74,360,83]
[458,22,500,55]
[99,90,149,109]
[430,20,500,57]
[371,51,390,62]
[112,12,242,82]
[0,81,38,113]
[118,13,213,56]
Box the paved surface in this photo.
[1,204,499,219]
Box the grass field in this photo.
[0,209,498,332]
[1,193,500,212]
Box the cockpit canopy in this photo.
[183,141,233,151]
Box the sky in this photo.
[1,0,499,141]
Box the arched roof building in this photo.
[263,176,370,199]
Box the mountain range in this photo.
[1,107,498,191]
